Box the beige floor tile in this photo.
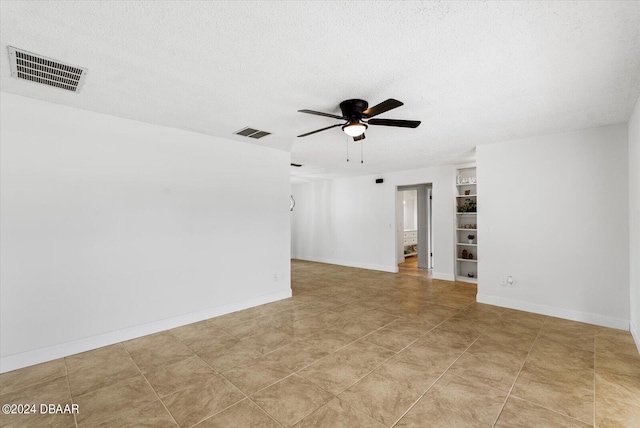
[0,377,74,428]
[193,399,279,428]
[169,320,221,342]
[220,318,276,340]
[596,331,640,358]
[526,336,594,370]
[538,324,595,353]
[96,399,178,427]
[144,355,217,397]
[395,339,463,376]
[0,359,67,395]
[448,338,528,391]
[251,374,334,427]
[127,340,193,374]
[596,371,640,407]
[511,360,594,424]
[74,375,158,427]
[596,349,640,378]
[241,328,294,354]
[298,353,370,395]
[496,396,592,427]
[197,339,263,372]
[373,355,441,394]
[332,340,396,371]
[478,328,537,353]
[395,373,507,428]
[65,344,140,397]
[421,323,481,351]
[363,319,431,352]
[294,397,386,428]
[222,356,294,395]
[161,374,245,427]
[266,340,329,372]
[338,371,422,426]
[175,328,238,353]
[596,395,640,428]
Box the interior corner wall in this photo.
[476,124,630,329]
[291,166,454,279]
[0,93,292,372]
[629,94,640,350]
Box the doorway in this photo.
[397,184,433,274]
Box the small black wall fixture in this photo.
[376,178,384,184]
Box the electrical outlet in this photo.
[507,276,514,287]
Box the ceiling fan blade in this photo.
[368,118,421,128]
[353,133,366,141]
[362,99,403,118]
[298,109,344,120]
[297,123,344,137]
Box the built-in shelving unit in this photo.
[454,165,477,283]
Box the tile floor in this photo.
[1,260,639,427]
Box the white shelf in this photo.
[455,165,478,282]
[403,252,417,257]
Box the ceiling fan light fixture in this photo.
[342,121,367,137]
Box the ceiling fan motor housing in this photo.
[340,99,368,121]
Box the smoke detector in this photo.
[8,46,88,93]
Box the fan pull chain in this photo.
[346,136,350,162]
[361,140,364,164]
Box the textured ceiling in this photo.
[1,1,640,181]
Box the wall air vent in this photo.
[234,127,271,139]
[8,46,88,93]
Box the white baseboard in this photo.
[432,272,455,281]
[292,256,396,273]
[0,289,292,374]
[477,293,630,330]
[631,320,640,355]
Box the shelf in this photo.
[456,212,477,215]
[403,252,417,257]
[456,228,477,231]
[456,194,477,197]
[457,243,477,246]
[456,258,478,263]
[456,183,477,186]
[456,276,478,284]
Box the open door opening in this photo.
[397,184,433,277]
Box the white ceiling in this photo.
[2,1,639,182]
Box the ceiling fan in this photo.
[297,98,421,141]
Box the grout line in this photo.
[62,357,79,428]
[121,346,182,428]
[490,318,547,427]
[390,333,484,427]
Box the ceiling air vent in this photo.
[8,46,88,93]
[234,127,271,139]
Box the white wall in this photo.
[291,166,454,279]
[477,124,629,329]
[0,93,292,372]
[403,190,418,230]
[629,95,640,349]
